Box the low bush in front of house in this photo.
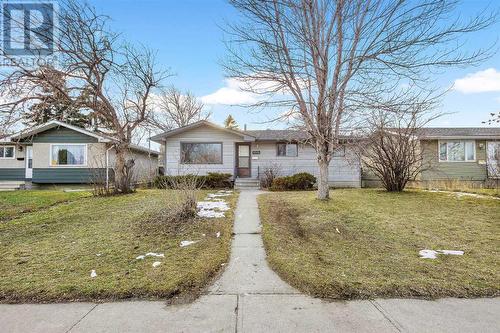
[153,172,233,189]
[270,172,316,191]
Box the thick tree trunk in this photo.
[317,159,330,200]
[114,146,133,194]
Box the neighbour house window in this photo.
[181,142,223,164]
[277,143,298,157]
[0,146,15,158]
[439,141,475,162]
[51,144,87,166]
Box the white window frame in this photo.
[277,143,298,157]
[0,145,16,159]
[180,142,223,165]
[49,143,88,167]
[438,140,476,163]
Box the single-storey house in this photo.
[150,120,362,188]
[362,127,500,187]
[418,128,500,185]
[0,120,159,190]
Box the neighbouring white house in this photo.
[150,120,362,188]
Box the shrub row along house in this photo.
[0,120,499,189]
[0,120,159,190]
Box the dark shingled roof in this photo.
[243,129,310,141]
[243,129,362,141]
[416,127,500,138]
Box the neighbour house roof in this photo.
[416,127,500,140]
[150,120,256,143]
[243,129,311,141]
[6,120,159,156]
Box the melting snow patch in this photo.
[180,240,199,247]
[152,261,161,268]
[136,252,164,260]
[198,210,225,218]
[419,250,438,259]
[197,200,230,218]
[419,249,464,259]
[439,250,464,256]
[427,190,499,200]
[198,201,230,211]
[206,190,232,199]
[90,270,97,278]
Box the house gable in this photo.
[151,120,255,143]
[29,127,99,143]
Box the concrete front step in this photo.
[235,178,259,182]
[234,178,260,190]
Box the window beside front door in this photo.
[0,146,15,159]
[51,144,87,166]
[180,142,223,164]
[277,143,298,157]
[439,140,475,162]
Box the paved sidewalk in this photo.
[1,190,499,332]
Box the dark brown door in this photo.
[236,143,251,177]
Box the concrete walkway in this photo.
[1,190,499,332]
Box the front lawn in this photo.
[0,190,90,221]
[0,189,237,303]
[259,189,500,299]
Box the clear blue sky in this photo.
[90,0,500,129]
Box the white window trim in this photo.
[438,140,476,163]
[0,145,16,159]
[49,143,88,167]
[277,143,299,157]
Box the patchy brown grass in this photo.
[0,190,90,221]
[0,189,237,303]
[259,189,500,300]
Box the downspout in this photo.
[105,144,114,191]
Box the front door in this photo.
[25,146,33,179]
[236,143,251,178]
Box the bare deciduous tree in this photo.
[147,87,209,132]
[0,0,169,193]
[225,0,497,199]
[362,104,439,192]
